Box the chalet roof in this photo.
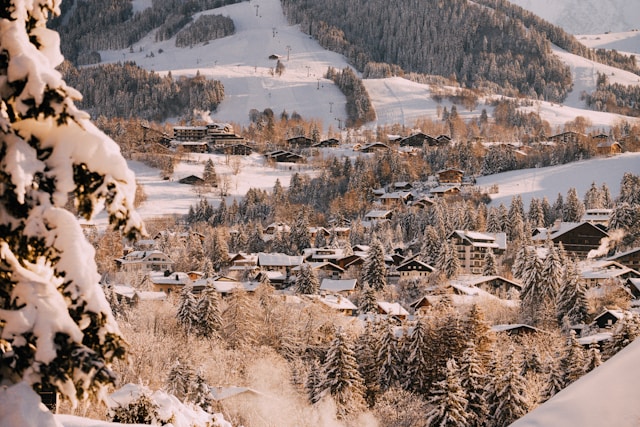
[377,301,410,316]
[450,275,522,290]
[577,332,613,346]
[120,250,172,262]
[257,252,304,267]
[430,185,461,194]
[148,271,190,285]
[320,278,357,292]
[436,168,464,175]
[397,258,435,272]
[449,230,507,250]
[491,324,540,333]
[379,191,412,200]
[293,261,344,272]
[310,294,357,311]
[578,260,638,280]
[596,140,621,148]
[533,221,609,242]
[608,247,640,261]
[364,209,393,219]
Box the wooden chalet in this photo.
[435,134,452,145]
[609,247,640,272]
[217,143,253,155]
[578,260,640,288]
[310,294,357,316]
[596,140,622,156]
[593,308,629,329]
[314,138,340,148]
[437,168,465,184]
[491,324,540,336]
[178,175,205,185]
[146,271,190,294]
[378,191,413,207]
[175,140,209,153]
[451,275,521,299]
[448,230,507,274]
[624,278,640,299]
[359,142,391,153]
[286,136,314,147]
[364,209,394,223]
[396,258,435,278]
[549,131,586,144]
[398,132,435,147]
[377,301,410,320]
[265,150,304,163]
[533,222,609,259]
[429,185,461,198]
[319,278,357,295]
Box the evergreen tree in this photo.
[295,263,320,295]
[601,183,613,208]
[485,347,529,426]
[320,329,367,418]
[206,229,229,271]
[165,361,195,401]
[359,284,378,314]
[520,248,544,325]
[421,225,442,265]
[189,368,214,412]
[485,207,502,233]
[176,284,198,334]
[0,0,142,402]
[528,197,545,228]
[465,304,493,357]
[556,258,589,327]
[195,282,222,339]
[355,322,382,407]
[377,321,402,392]
[436,241,461,279]
[541,353,564,403]
[563,187,586,222]
[511,244,529,280]
[560,331,586,385]
[604,314,640,359]
[584,342,602,373]
[404,317,434,395]
[540,241,562,324]
[362,237,387,291]
[222,289,258,349]
[458,343,489,427]
[552,193,564,223]
[609,202,637,231]
[202,158,218,187]
[482,248,498,276]
[290,210,312,253]
[306,359,324,404]
[583,181,604,209]
[425,359,470,427]
[541,197,554,227]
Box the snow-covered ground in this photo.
[99,0,640,133]
[508,0,640,35]
[511,337,640,427]
[476,152,640,208]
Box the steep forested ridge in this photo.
[281,0,575,101]
[50,0,244,64]
[61,62,225,121]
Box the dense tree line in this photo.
[281,0,573,101]
[175,14,236,47]
[60,62,225,121]
[50,0,244,64]
[475,0,640,76]
[583,73,640,117]
[326,67,376,127]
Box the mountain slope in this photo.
[508,0,640,35]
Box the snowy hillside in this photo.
[97,0,640,132]
[508,0,640,35]
[511,337,640,427]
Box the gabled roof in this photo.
[608,247,640,261]
[397,258,435,272]
[310,294,357,311]
[377,301,410,317]
[320,278,357,292]
[257,252,304,267]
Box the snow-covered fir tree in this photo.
[485,346,529,427]
[458,343,489,427]
[482,248,498,276]
[603,314,640,360]
[289,210,312,253]
[556,258,589,327]
[306,359,324,404]
[520,248,545,325]
[563,187,586,222]
[404,317,433,395]
[377,321,402,392]
[362,237,387,291]
[176,283,198,334]
[222,289,258,349]
[195,282,222,339]
[421,225,442,265]
[355,321,382,407]
[436,241,460,279]
[189,368,214,412]
[206,229,229,271]
[425,358,470,427]
[583,181,604,209]
[511,244,529,280]
[202,158,218,187]
[320,328,367,418]
[528,197,545,228]
[295,263,320,295]
[541,353,565,403]
[0,0,143,402]
[359,284,378,314]
[165,361,195,401]
[540,241,562,324]
[584,342,603,373]
[560,331,586,386]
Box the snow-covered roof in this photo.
[209,386,262,401]
[148,271,190,285]
[377,301,409,316]
[577,332,613,346]
[491,324,540,333]
[257,252,304,267]
[311,294,357,311]
[320,278,357,292]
